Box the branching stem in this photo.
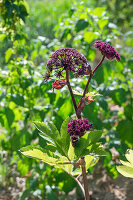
[83,55,105,98]
[66,69,81,118]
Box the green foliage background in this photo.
[0,0,133,199]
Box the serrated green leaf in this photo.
[60,116,70,154]
[33,121,69,158]
[20,146,59,166]
[47,121,61,142]
[33,121,54,144]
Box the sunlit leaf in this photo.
[73,90,101,97]
[85,155,99,170]
[5,48,13,63]
[116,166,133,178]
[68,142,75,161]
[84,31,99,43]
[20,145,59,165]
[0,34,6,41]
[60,116,71,154]
[116,150,133,178]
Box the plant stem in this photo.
[80,157,90,200]
[66,69,78,117]
[72,175,85,197]
[83,55,105,98]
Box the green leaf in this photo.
[68,142,75,161]
[116,166,133,178]
[74,133,90,158]
[75,19,89,32]
[5,48,13,63]
[84,31,99,43]
[116,150,133,178]
[73,90,101,98]
[60,116,70,154]
[93,7,105,17]
[91,146,107,156]
[125,149,133,165]
[11,95,24,107]
[88,130,103,145]
[98,19,108,29]
[61,28,71,42]
[117,120,133,144]
[124,104,132,120]
[85,91,101,98]
[33,121,54,144]
[5,107,15,127]
[0,34,6,41]
[17,159,29,176]
[74,130,102,158]
[20,145,59,166]
[85,155,99,170]
[33,121,68,157]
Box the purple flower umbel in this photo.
[44,48,91,81]
[68,118,93,147]
[94,41,121,61]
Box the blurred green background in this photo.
[0,0,133,199]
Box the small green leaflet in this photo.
[73,90,101,98]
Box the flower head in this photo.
[44,48,91,81]
[94,40,120,61]
[67,118,93,147]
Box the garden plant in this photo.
[20,41,120,200]
[0,0,133,199]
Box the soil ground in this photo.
[0,164,133,200]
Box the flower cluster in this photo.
[44,48,91,81]
[94,40,121,61]
[67,118,93,147]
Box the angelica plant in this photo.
[20,41,120,200]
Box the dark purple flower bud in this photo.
[68,118,93,147]
[71,136,79,147]
[44,73,50,81]
[94,40,121,61]
[77,63,92,76]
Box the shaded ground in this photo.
[88,165,133,200]
[0,164,133,200]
